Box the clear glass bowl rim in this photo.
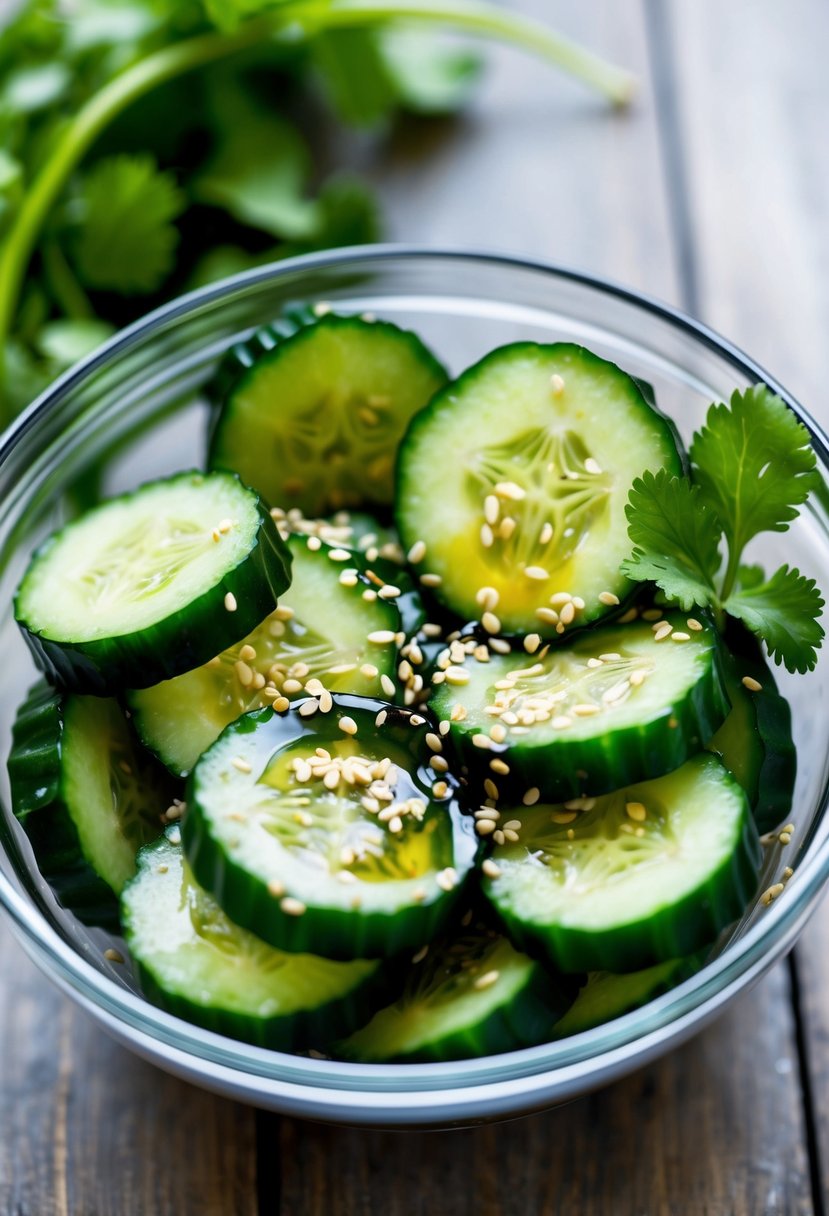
[2,244,829,1123]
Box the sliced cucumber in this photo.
[8,682,176,923]
[128,533,401,777]
[395,343,684,636]
[184,696,479,959]
[338,922,575,1062]
[15,471,292,694]
[709,624,795,834]
[483,753,761,973]
[122,829,385,1051]
[551,955,703,1038]
[210,312,448,517]
[430,614,727,801]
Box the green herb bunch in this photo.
[0,0,634,423]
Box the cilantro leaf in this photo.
[379,29,482,115]
[724,565,825,673]
[312,29,398,127]
[620,469,722,610]
[70,155,184,294]
[691,385,818,558]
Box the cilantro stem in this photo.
[42,243,94,321]
[719,544,742,606]
[0,0,634,422]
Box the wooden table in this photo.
[3,2,829,1211]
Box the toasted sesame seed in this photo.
[653,622,672,642]
[379,673,395,698]
[430,756,449,774]
[550,592,573,606]
[687,618,703,632]
[299,699,319,717]
[525,565,550,581]
[742,675,763,692]
[474,969,500,990]
[642,608,663,621]
[438,720,451,737]
[551,810,577,824]
[524,633,541,654]
[523,787,540,806]
[599,591,620,606]
[483,778,499,801]
[231,756,252,774]
[274,696,290,712]
[407,540,427,563]
[489,723,507,743]
[339,716,358,736]
[490,637,511,654]
[783,866,794,880]
[536,607,559,624]
[450,704,468,721]
[559,601,575,625]
[224,592,237,612]
[779,832,792,845]
[472,733,492,750]
[425,732,443,753]
[446,666,470,686]
[104,948,125,963]
[482,611,501,635]
[626,801,647,822]
[281,896,306,916]
[671,631,691,643]
[476,819,496,836]
[283,678,303,694]
[490,758,510,775]
[378,584,401,600]
[432,780,449,798]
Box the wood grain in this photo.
[0,923,257,1216]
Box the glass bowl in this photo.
[1,247,828,1129]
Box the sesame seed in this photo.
[378,584,401,599]
[653,622,672,642]
[231,756,252,774]
[494,480,526,500]
[482,611,501,635]
[584,457,603,475]
[551,809,577,824]
[490,723,507,743]
[618,608,639,623]
[587,657,603,669]
[480,523,494,548]
[629,670,646,687]
[430,755,449,774]
[275,606,295,621]
[524,633,541,654]
[536,607,559,624]
[552,715,572,729]
[380,674,396,698]
[436,867,458,892]
[523,787,540,806]
[446,666,470,686]
[779,832,792,846]
[484,494,500,525]
[671,631,691,643]
[407,540,427,563]
[573,703,600,717]
[559,601,576,625]
[642,608,663,621]
[307,535,322,551]
[742,675,763,692]
[362,589,377,602]
[490,638,511,654]
[328,548,351,562]
[323,768,340,790]
[388,815,403,834]
[472,733,492,750]
[783,867,794,880]
[425,732,443,753]
[476,819,496,836]
[490,758,510,775]
[283,678,303,694]
[450,704,468,721]
[626,801,647,821]
[539,521,554,546]
[367,630,396,645]
[687,618,703,632]
[599,653,621,662]
[224,592,237,612]
[420,572,443,587]
[319,690,333,713]
[374,710,387,728]
[525,565,550,581]
[339,716,358,736]
[274,696,290,712]
[439,720,451,736]
[412,945,429,965]
[474,969,500,990]
[267,879,285,897]
[339,569,359,587]
[432,780,449,798]
[550,373,566,395]
[299,699,319,717]
[104,948,125,963]
[280,896,306,917]
[598,591,619,608]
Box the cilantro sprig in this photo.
[0,0,636,422]
[621,385,825,674]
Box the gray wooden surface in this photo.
[2,1,828,1211]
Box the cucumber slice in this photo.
[338,922,576,1062]
[395,343,684,636]
[551,955,703,1038]
[15,471,292,694]
[8,682,176,923]
[483,753,761,973]
[709,624,795,834]
[209,312,448,517]
[128,533,402,777]
[183,696,479,960]
[122,829,386,1052]
[430,614,727,802]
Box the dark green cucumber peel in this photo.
[209,311,448,517]
[483,754,762,974]
[8,682,177,924]
[183,695,480,960]
[431,615,729,803]
[709,621,795,835]
[395,342,685,636]
[128,532,403,778]
[122,828,388,1052]
[15,471,292,695]
[338,921,578,1063]
[551,954,705,1038]
[209,303,320,406]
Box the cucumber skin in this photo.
[183,698,481,961]
[434,628,731,803]
[551,953,704,1039]
[208,304,318,408]
[16,474,292,695]
[489,793,762,975]
[7,683,175,926]
[715,622,796,835]
[339,956,578,1063]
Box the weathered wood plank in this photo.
[669,0,829,1205]
[276,966,810,1216]
[0,923,257,1216]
